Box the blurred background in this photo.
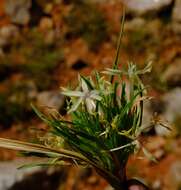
[0,0,180,190]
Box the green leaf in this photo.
[0,138,88,162]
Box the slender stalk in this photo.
[110,6,125,83]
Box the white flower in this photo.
[102,61,152,77]
[61,77,102,113]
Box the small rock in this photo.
[169,161,181,189]
[39,17,53,31]
[124,18,146,31]
[122,0,173,16]
[91,0,121,3]
[39,17,55,45]
[9,80,37,103]
[0,24,19,47]
[156,88,181,136]
[44,30,56,45]
[172,0,181,22]
[5,0,31,25]
[162,59,181,88]
[25,81,37,99]
[0,24,19,56]
[8,162,66,190]
[152,179,162,190]
[36,91,65,111]
[172,0,181,34]
[172,22,181,34]
[143,88,181,136]
[87,176,99,185]
[162,88,181,121]
[104,185,113,190]
[129,185,144,190]
[0,159,39,190]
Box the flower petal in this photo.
[89,90,102,101]
[61,89,84,97]
[85,98,96,113]
[68,97,83,113]
[81,78,89,92]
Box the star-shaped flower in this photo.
[61,77,102,113]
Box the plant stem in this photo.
[110,6,125,83]
[100,164,127,190]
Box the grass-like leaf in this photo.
[0,138,88,161]
[0,10,153,190]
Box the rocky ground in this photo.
[0,0,181,190]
